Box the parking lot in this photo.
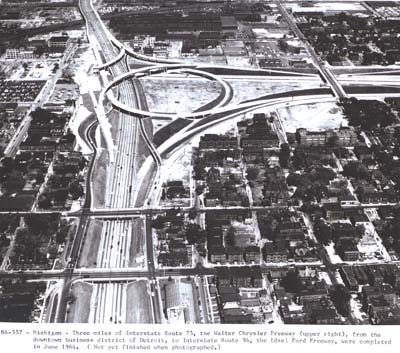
[48,82,80,103]
[0,80,45,102]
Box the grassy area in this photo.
[228,79,321,105]
[92,149,108,208]
[66,281,93,323]
[108,111,121,146]
[277,101,345,133]
[126,280,152,323]
[49,293,59,323]
[153,118,191,147]
[77,94,96,144]
[141,77,221,114]
[135,164,156,207]
[128,218,145,268]
[142,116,153,140]
[58,218,78,268]
[78,219,103,268]
[136,131,151,173]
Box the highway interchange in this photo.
[70,0,162,324]
[6,0,400,325]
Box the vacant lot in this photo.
[126,281,152,323]
[141,76,221,114]
[92,149,109,208]
[78,219,103,268]
[108,111,121,146]
[228,78,321,105]
[277,102,346,133]
[71,45,102,95]
[129,218,145,268]
[66,281,93,323]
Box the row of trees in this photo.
[38,179,84,209]
[280,270,352,317]
[9,214,63,267]
[0,157,26,195]
[340,98,396,130]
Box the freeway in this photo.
[88,282,128,323]
[69,0,163,324]
[96,219,138,268]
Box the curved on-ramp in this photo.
[100,64,234,120]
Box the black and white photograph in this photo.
[1,0,400,348]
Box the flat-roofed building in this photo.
[5,48,35,60]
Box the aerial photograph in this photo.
[1,0,400,326]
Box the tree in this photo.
[62,68,74,81]
[188,208,197,220]
[54,189,68,204]
[52,63,60,73]
[11,228,36,264]
[314,217,332,245]
[327,134,343,159]
[79,157,87,171]
[193,157,207,180]
[38,194,52,209]
[281,270,303,293]
[185,224,206,245]
[330,284,351,317]
[246,167,259,181]
[36,172,45,185]
[340,98,396,130]
[241,196,250,207]
[224,179,236,192]
[1,173,25,195]
[195,185,205,195]
[0,215,19,233]
[56,224,69,244]
[68,180,83,200]
[22,62,29,71]
[151,216,165,229]
[343,162,369,180]
[390,167,400,185]
[279,143,291,168]
[1,157,15,172]
[225,227,235,247]
[327,134,340,148]
[24,214,59,236]
[0,234,10,248]
[312,167,336,183]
